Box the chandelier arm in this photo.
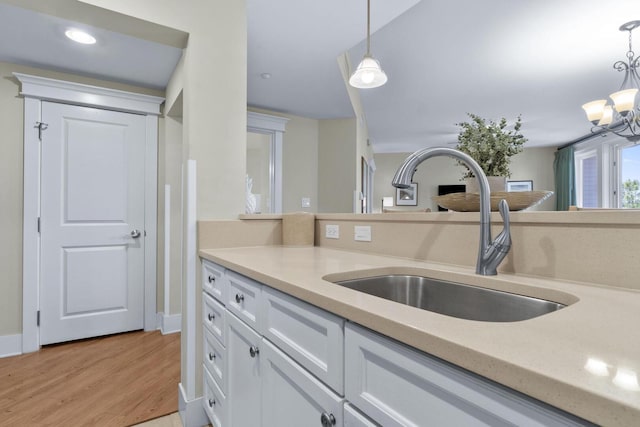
[613,60,629,72]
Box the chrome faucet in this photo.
[392,147,511,275]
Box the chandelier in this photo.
[582,20,640,139]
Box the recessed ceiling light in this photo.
[65,29,96,45]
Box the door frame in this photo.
[15,73,165,353]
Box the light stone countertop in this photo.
[199,245,640,426]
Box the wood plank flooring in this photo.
[0,330,180,427]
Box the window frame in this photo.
[574,135,638,208]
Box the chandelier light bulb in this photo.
[598,105,614,126]
[349,55,388,89]
[582,100,607,124]
[610,88,638,115]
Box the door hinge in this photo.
[35,121,48,141]
[37,310,40,327]
[37,217,41,233]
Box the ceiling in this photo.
[1,0,638,152]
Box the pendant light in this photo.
[349,0,388,89]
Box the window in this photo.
[574,136,640,208]
[620,144,640,208]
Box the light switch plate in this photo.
[354,226,372,242]
[301,197,311,208]
[326,224,340,239]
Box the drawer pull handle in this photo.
[208,352,216,361]
[320,412,336,427]
[249,345,259,358]
[207,313,215,321]
[208,275,215,284]
[235,293,245,304]
[208,398,216,407]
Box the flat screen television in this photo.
[437,184,465,211]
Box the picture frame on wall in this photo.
[396,183,418,206]
[507,180,533,192]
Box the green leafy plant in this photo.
[455,113,527,178]
[622,178,640,208]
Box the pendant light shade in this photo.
[349,55,388,88]
[350,0,387,89]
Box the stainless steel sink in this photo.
[334,275,566,322]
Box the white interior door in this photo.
[40,101,146,345]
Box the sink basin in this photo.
[334,275,566,322]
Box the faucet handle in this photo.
[498,199,510,227]
[494,199,511,251]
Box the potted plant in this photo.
[455,113,527,193]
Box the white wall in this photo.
[318,119,358,213]
[247,108,320,213]
[281,115,319,213]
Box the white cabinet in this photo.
[344,404,379,427]
[202,259,228,302]
[263,286,344,394]
[345,323,590,427]
[203,363,227,427]
[226,312,262,427]
[227,270,263,333]
[202,260,345,427]
[202,259,591,427]
[203,291,226,346]
[261,339,344,427]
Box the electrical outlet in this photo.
[354,226,372,242]
[325,224,340,239]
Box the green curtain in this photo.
[553,146,576,211]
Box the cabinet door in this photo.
[345,323,591,427]
[226,311,262,427]
[263,286,344,394]
[344,403,379,427]
[261,339,344,427]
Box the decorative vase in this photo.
[465,176,507,194]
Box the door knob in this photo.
[320,412,336,427]
[130,229,141,238]
[249,345,259,358]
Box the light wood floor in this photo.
[0,330,180,426]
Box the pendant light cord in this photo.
[366,0,371,56]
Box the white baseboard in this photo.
[178,382,208,427]
[157,312,182,335]
[0,334,22,358]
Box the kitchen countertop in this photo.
[199,246,640,426]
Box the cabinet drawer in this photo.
[203,292,226,345]
[262,339,344,427]
[345,323,591,427]
[203,366,226,427]
[202,259,227,302]
[263,286,344,394]
[226,270,262,333]
[344,403,379,427]
[204,327,226,392]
